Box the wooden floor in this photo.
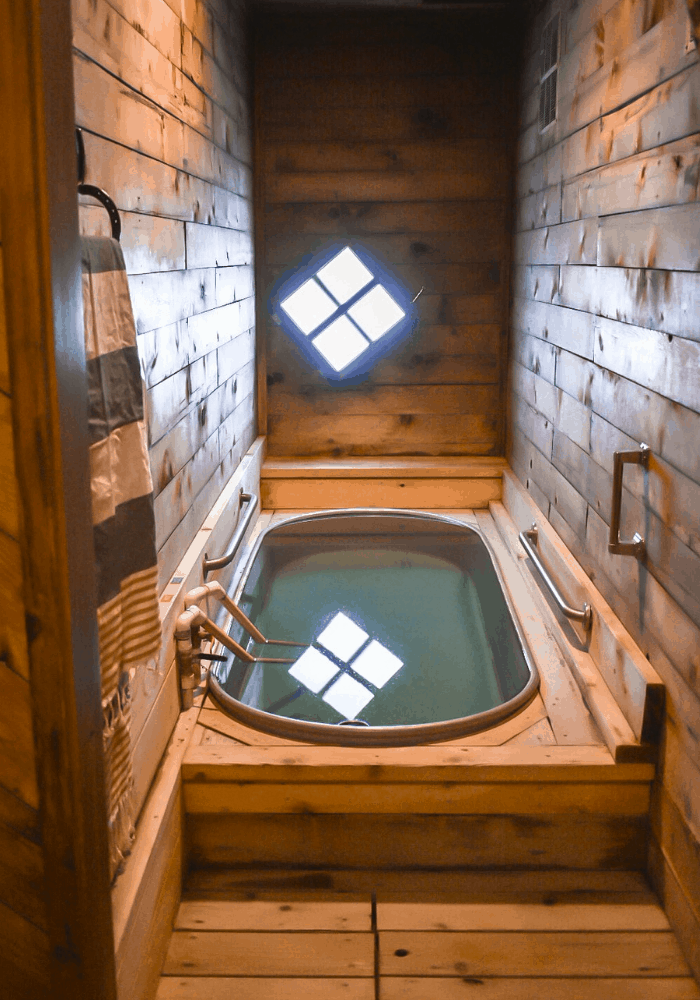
[156,870,700,998]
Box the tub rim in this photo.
[208,507,540,746]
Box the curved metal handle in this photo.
[78,183,122,241]
[519,524,592,631]
[608,444,649,558]
[203,490,258,577]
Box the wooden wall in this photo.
[0,225,51,1000]
[72,0,257,592]
[256,9,520,457]
[72,0,257,822]
[509,0,700,979]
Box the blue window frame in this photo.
[270,243,415,382]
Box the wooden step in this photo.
[182,741,654,871]
[261,456,506,508]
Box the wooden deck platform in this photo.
[156,869,700,998]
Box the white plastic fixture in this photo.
[350,639,403,688]
[348,285,405,342]
[322,673,374,719]
[280,278,337,335]
[316,247,373,304]
[288,647,340,694]
[317,611,369,661]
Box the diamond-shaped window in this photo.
[274,245,411,379]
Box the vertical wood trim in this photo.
[253,15,268,438]
[686,0,700,48]
[0,0,116,996]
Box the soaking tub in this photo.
[208,509,539,745]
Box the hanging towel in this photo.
[81,236,162,880]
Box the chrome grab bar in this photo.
[203,489,258,576]
[519,524,592,631]
[608,443,650,558]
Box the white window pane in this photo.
[281,279,337,335]
[322,673,374,719]
[350,640,403,689]
[288,647,339,694]
[348,285,405,342]
[316,248,373,304]
[312,316,369,372]
[317,611,368,662]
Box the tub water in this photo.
[209,510,538,745]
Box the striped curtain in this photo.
[82,236,162,879]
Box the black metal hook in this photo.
[75,128,122,242]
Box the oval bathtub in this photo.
[208,509,539,745]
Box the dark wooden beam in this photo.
[0,0,117,996]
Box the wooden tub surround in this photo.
[179,470,663,875]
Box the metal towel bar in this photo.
[519,524,592,631]
[608,443,650,558]
[203,489,258,576]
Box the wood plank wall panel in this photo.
[508,0,700,981]
[71,0,256,821]
[0,222,51,997]
[257,10,520,457]
[71,0,256,593]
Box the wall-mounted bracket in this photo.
[608,443,650,558]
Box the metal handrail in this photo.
[203,489,258,576]
[608,443,650,558]
[519,524,592,631]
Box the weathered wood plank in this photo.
[260,75,508,112]
[175,901,372,931]
[261,457,506,478]
[648,838,700,985]
[380,930,690,976]
[78,132,250,229]
[513,219,598,266]
[79,206,186,275]
[376,901,670,931]
[183,867,652,899]
[157,981,374,1000]
[266,170,510,204]
[266,414,500,457]
[265,233,507,269]
[182,780,650,816]
[163,931,375,977]
[264,140,510,180]
[598,204,700,271]
[261,477,503,509]
[563,134,700,222]
[381,979,700,999]
[182,744,648,781]
[186,812,649,870]
[268,384,498,418]
[263,201,509,238]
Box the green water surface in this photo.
[216,521,531,729]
